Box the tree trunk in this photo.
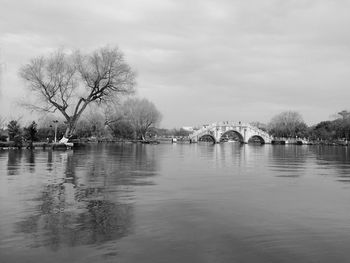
[64,119,77,139]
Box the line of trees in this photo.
[260,110,350,142]
[0,120,39,148]
[2,109,350,145]
[0,97,162,145]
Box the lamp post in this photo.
[53,120,58,143]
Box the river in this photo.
[1,143,350,262]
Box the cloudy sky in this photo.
[1,0,350,128]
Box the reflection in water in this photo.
[310,146,350,182]
[62,151,78,185]
[16,184,133,251]
[47,150,53,171]
[7,149,23,175]
[24,150,35,173]
[269,145,308,177]
[10,144,159,252]
[2,144,350,263]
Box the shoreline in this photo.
[1,139,349,150]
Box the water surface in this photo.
[1,144,350,262]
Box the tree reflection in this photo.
[15,144,160,251]
[17,185,133,250]
[62,150,78,185]
[7,149,22,175]
[46,150,53,171]
[16,177,133,251]
[24,149,35,173]
[78,199,132,244]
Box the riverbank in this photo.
[0,141,72,150]
[0,139,167,150]
[1,138,349,150]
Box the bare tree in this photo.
[268,111,307,138]
[338,110,350,120]
[75,108,108,138]
[122,98,162,140]
[104,104,127,138]
[19,46,135,139]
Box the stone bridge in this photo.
[189,122,273,144]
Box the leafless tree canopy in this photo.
[122,98,162,140]
[268,111,307,137]
[338,110,350,120]
[19,46,135,138]
[19,50,76,114]
[106,98,162,140]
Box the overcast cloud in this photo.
[1,0,350,127]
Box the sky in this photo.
[1,0,350,128]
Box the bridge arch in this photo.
[198,134,216,143]
[248,135,265,144]
[219,130,244,143]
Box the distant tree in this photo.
[75,110,107,138]
[23,121,38,148]
[0,134,7,142]
[36,126,52,142]
[7,120,22,147]
[336,110,350,139]
[36,117,66,142]
[0,119,7,141]
[19,46,135,139]
[122,98,162,140]
[23,121,38,141]
[154,128,172,137]
[268,111,308,138]
[0,116,6,141]
[146,127,159,138]
[173,128,191,137]
[309,121,336,140]
[85,110,107,137]
[74,119,92,138]
[8,120,21,140]
[105,105,134,140]
[106,119,134,140]
[338,110,350,120]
